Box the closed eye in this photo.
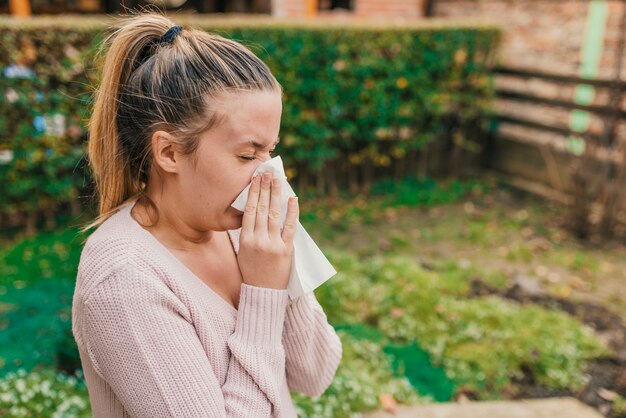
[239,149,276,161]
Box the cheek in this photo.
[238,161,260,183]
[204,162,252,201]
[179,160,217,198]
[225,166,257,202]
[191,156,259,202]
[235,168,256,193]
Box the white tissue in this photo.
[229,156,337,299]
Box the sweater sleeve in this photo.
[78,266,290,417]
[282,291,342,397]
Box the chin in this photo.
[223,211,244,230]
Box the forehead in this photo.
[217,89,281,115]
[215,91,282,147]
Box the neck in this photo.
[132,194,217,252]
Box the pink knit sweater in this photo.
[71,200,342,417]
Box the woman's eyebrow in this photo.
[242,137,280,149]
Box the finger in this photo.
[254,172,272,237]
[241,175,261,237]
[281,196,299,246]
[268,177,282,239]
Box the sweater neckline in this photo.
[120,199,239,316]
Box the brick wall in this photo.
[272,0,305,18]
[434,0,625,79]
[354,0,423,18]
[272,0,425,19]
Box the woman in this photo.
[71,12,342,417]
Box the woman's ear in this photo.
[151,131,179,174]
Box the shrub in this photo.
[0,16,501,230]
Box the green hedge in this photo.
[0,16,501,232]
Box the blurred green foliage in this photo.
[0,228,85,287]
[0,368,90,417]
[371,177,488,207]
[0,17,500,228]
[300,175,489,233]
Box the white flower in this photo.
[15,379,25,392]
[5,88,19,103]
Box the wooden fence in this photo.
[486,65,626,236]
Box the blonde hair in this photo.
[81,11,282,233]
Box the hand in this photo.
[237,171,299,290]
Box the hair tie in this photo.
[132,25,183,71]
[159,25,183,44]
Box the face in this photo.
[167,90,283,232]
